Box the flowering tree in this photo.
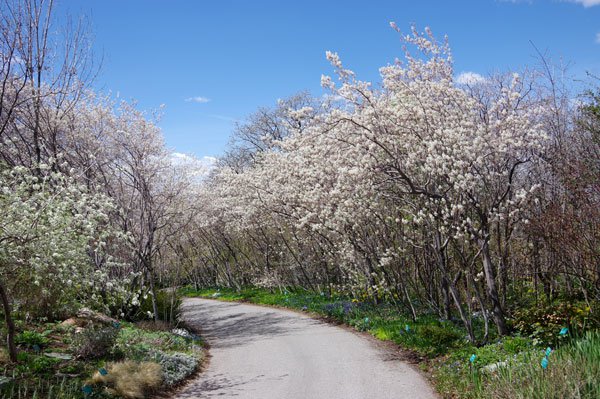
[188,25,555,339]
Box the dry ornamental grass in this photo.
[90,360,163,399]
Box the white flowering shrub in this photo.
[0,164,133,319]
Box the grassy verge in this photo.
[181,286,599,399]
[0,319,206,399]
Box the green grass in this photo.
[182,286,600,399]
[435,331,600,399]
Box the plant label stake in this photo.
[559,327,568,336]
[82,384,93,396]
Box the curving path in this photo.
[174,298,438,399]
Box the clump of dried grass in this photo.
[90,360,162,399]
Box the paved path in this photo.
[174,298,438,399]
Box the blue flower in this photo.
[541,357,549,369]
[545,347,552,357]
[99,367,108,376]
[404,324,411,333]
[469,354,476,363]
[82,385,93,395]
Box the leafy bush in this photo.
[512,300,596,346]
[28,356,60,374]
[417,323,464,354]
[151,350,198,386]
[72,327,118,359]
[14,330,50,349]
[90,360,162,399]
[115,326,192,360]
[502,336,531,355]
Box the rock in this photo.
[482,361,508,374]
[76,307,118,325]
[45,352,73,360]
[172,328,201,341]
[61,317,85,327]
[55,373,79,378]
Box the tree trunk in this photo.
[0,281,17,362]
[480,238,509,335]
[441,276,451,320]
[147,268,160,322]
[434,233,475,342]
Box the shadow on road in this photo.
[181,300,320,349]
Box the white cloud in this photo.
[455,72,486,85]
[185,96,211,103]
[567,0,600,7]
[170,152,216,179]
[208,114,237,122]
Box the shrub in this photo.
[72,327,118,359]
[15,330,50,349]
[91,360,162,399]
[28,355,60,374]
[151,350,198,386]
[502,336,531,355]
[512,300,596,346]
[418,323,463,353]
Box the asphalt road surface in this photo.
[174,298,438,399]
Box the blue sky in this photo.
[55,0,600,160]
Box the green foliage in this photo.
[417,324,464,353]
[475,331,600,399]
[502,336,531,355]
[512,300,596,346]
[0,376,93,399]
[28,356,60,374]
[14,331,50,349]
[114,325,194,361]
